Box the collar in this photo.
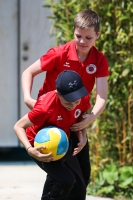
[68,40,79,61]
[68,41,97,63]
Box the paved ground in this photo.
[0,162,113,200]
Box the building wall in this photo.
[0,0,54,147]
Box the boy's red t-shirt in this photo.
[26,90,90,146]
[39,40,109,97]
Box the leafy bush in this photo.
[89,0,133,166]
[87,164,133,199]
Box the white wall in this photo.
[0,0,54,146]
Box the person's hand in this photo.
[71,114,91,132]
[72,131,87,156]
[27,146,54,162]
[24,97,37,110]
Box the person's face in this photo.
[57,93,81,111]
[74,27,100,55]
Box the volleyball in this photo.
[34,126,69,161]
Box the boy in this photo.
[22,9,109,191]
[14,70,90,200]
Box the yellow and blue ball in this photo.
[34,126,69,161]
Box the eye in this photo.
[86,37,91,40]
[76,35,81,38]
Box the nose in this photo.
[79,38,85,43]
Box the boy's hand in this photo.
[70,114,90,131]
[72,131,87,156]
[27,146,54,162]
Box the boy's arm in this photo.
[22,59,43,110]
[72,128,87,156]
[14,114,54,162]
[71,77,108,131]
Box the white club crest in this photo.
[86,64,97,74]
[74,109,81,118]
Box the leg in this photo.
[41,139,87,200]
[40,154,86,200]
[42,174,54,196]
[65,154,86,200]
[76,140,91,186]
[33,139,86,200]
[32,142,76,200]
[33,157,75,200]
[70,131,91,187]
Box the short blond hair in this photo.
[74,9,100,33]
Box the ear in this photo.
[96,31,100,39]
[55,90,58,96]
[55,90,61,98]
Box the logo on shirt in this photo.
[74,109,81,118]
[63,62,70,67]
[57,115,63,120]
[86,64,97,74]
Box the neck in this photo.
[77,51,89,62]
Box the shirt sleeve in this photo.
[28,98,49,127]
[96,54,109,78]
[40,48,62,71]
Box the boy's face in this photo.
[57,93,81,111]
[74,27,100,55]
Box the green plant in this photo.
[88,0,133,168]
[87,164,133,199]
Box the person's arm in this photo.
[14,114,54,162]
[72,128,87,156]
[22,59,43,110]
[70,77,108,131]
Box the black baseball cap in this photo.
[55,70,88,102]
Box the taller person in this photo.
[22,8,109,194]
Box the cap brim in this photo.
[62,86,88,102]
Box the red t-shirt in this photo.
[26,90,90,146]
[38,40,109,98]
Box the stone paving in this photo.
[0,162,113,200]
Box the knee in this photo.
[57,174,76,197]
[62,175,76,189]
